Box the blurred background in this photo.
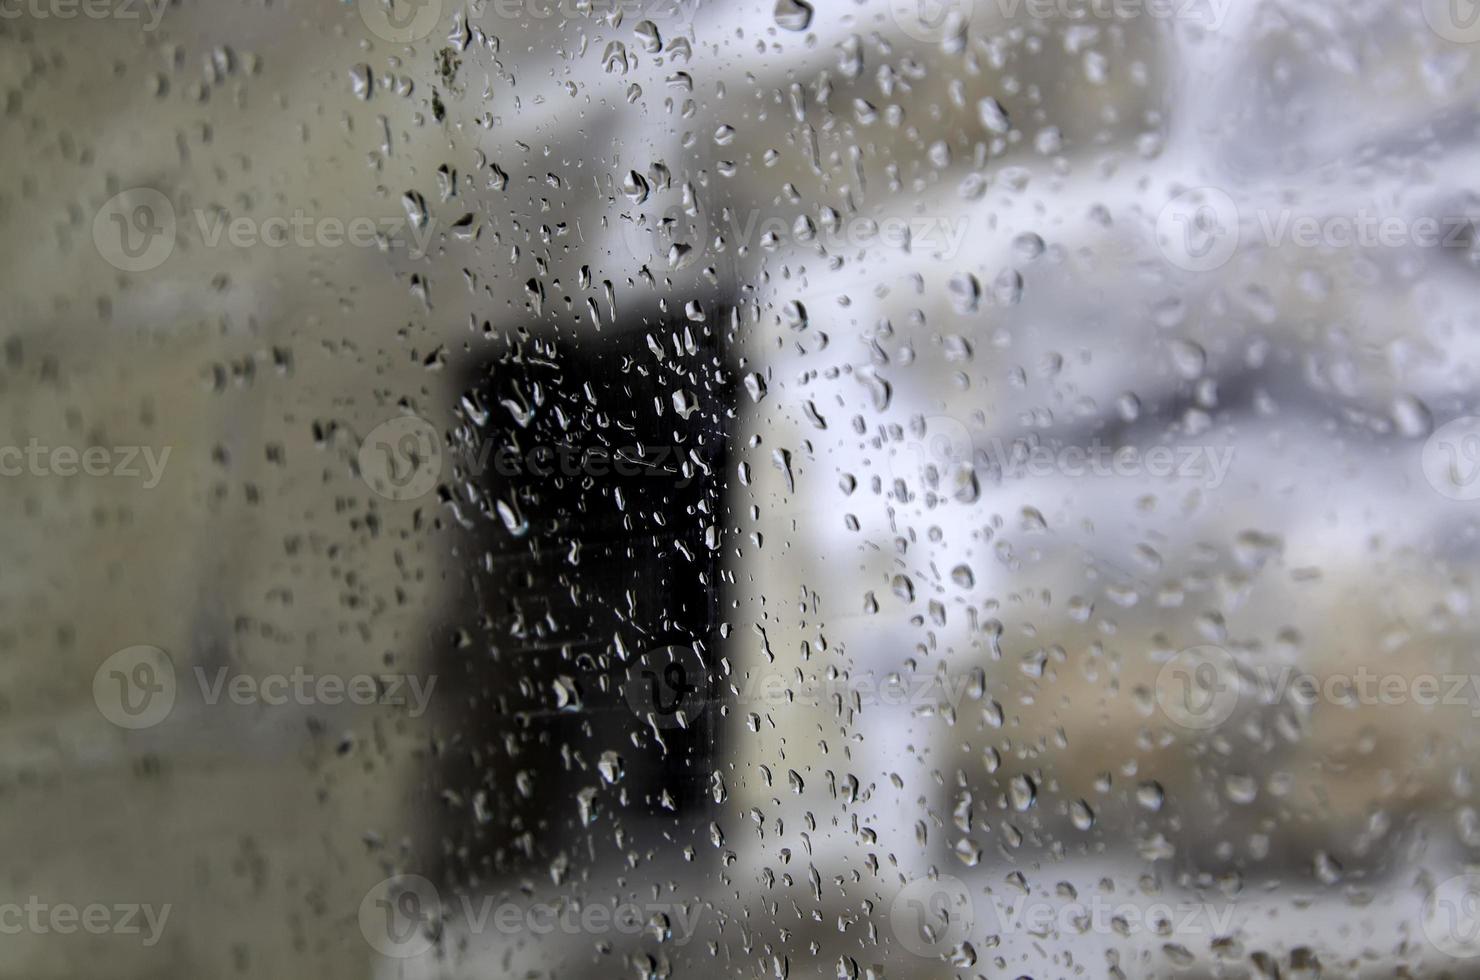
[7,0,1480,976]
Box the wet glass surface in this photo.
[10,0,1480,976]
